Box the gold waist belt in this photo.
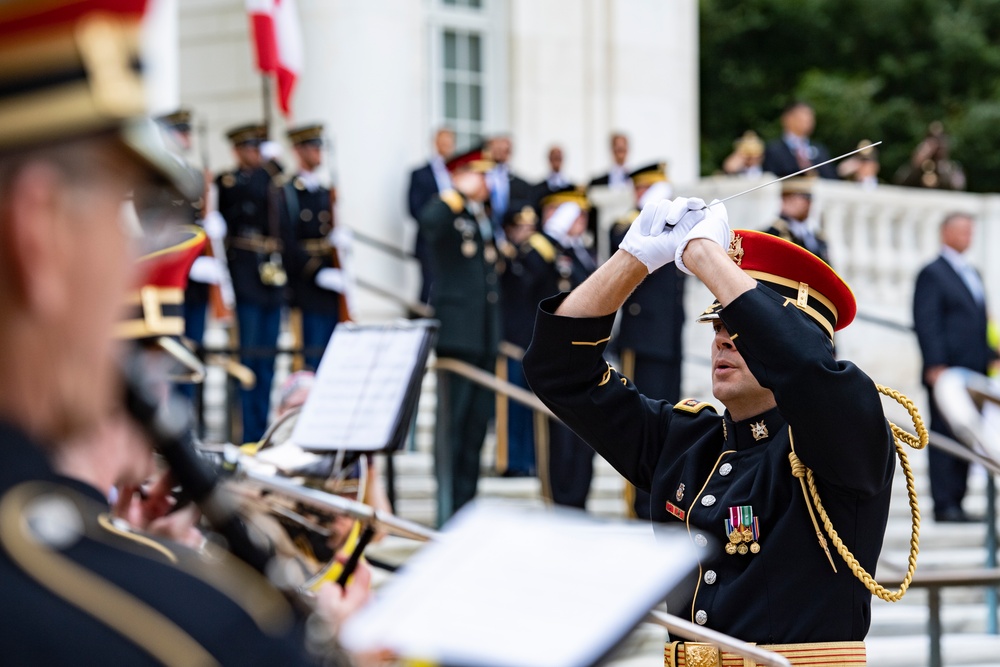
[300,238,332,256]
[230,235,282,254]
[665,640,866,667]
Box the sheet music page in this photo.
[341,502,698,667]
[291,325,428,451]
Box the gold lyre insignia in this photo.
[727,231,744,265]
[685,643,721,667]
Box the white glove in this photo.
[315,267,345,293]
[542,202,581,245]
[260,140,282,161]
[189,256,223,285]
[618,197,707,273]
[326,226,352,251]
[202,210,227,239]
[675,200,731,276]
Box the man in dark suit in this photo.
[762,101,838,179]
[280,123,343,371]
[419,147,501,524]
[407,127,455,304]
[485,134,533,230]
[913,212,997,522]
[587,132,633,242]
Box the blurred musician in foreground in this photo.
[0,2,370,663]
[524,197,893,664]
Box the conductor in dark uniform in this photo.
[762,101,838,179]
[524,196,893,662]
[280,123,342,371]
[913,212,997,522]
[609,163,685,519]
[0,1,340,663]
[217,123,285,443]
[419,147,501,524]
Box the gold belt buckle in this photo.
[684,642,721,667]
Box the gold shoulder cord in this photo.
[787,384,927,602]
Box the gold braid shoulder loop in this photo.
[787,383,927,602]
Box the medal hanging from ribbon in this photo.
[724,505,760,555]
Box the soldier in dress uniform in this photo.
[608,163,684,519]
[280,123,343,371]
[763,178,831,265]
[217,123,286,443]
[524,196,893,663]
[418,147,501,524]
[0,2,359,663]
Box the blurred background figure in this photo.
[280,123,343,372]
[217,123,285,443]
[894,120,967,191]
[407,127,455,304]
[913,213,995,522]
[838,139,881,189]
[763,178,831,265]
[590,132,632,189]
[539,144,569,193]
[485,134,532,231]
[763,101,838,179]
[722,130,765,177]
[608,163,683,519]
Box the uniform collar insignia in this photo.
[750,420,769,441]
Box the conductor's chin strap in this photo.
[788,384,927,602]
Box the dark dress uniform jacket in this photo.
[217,167,284,308]
[419,194,500,357]
[764,215,831,267]
[280,176,338,314]
[762,139,837,179]
[523,286,894,644]
[0,423,315,665]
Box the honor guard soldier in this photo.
[0,1,355,663]
[217,123,285,443]
[609,163,685,519]
[280,123,343,371]
[764,178,831,265]
[524,196,894,664]
[418,147,501,524]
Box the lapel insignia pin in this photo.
[750,420,769,441]
[675,483,685,502]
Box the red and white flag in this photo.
[246,0,304,117]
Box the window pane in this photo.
[443,31,457,70]
[444,81,458,119]
[468,34,482,72]
[469,83,482,121]
[468,0,483,8]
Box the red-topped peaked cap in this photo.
[446,146,495,174]
[116,226,207,340]
[697,229,856,338]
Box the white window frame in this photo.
[427,0,508,151]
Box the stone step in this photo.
[866,633,1000,667]
[870,598,992,635]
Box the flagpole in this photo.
[261,74,273,138]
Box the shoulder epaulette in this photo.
[218,171,236,188]
[439,189,465,214]
[527,232,556,263]
[673,398,717,414]
[769,218,790,237]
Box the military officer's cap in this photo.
[502,200,538,230]
[697,229,856,339]
[540,185,590,211]
[780,177,815,197]
[446,146,495,174]
[629,162,668,188]
[226,123,267,147]
[856,138,878,161]
[287,123,324,146]
[156,108,193,133]
[733,130,764,158]
[0,0,201,201]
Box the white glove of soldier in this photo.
[674,200,731,276]
[315,267,345,293]
[326,226,352,251]
[260,140,282,162]
[202,210,227,239]
[542,202,581,245]
[188,256,223,285]
[618,197,707,273]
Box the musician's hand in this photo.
[618,196,706,273]
[675,200,730,276]
[316,268,345,293]
[189,256,223,284]
[327,226,352,251]
[314,560,373,632]
[202,210,227,239]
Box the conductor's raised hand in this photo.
[618,196,707,273]
[675,200,730,276]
